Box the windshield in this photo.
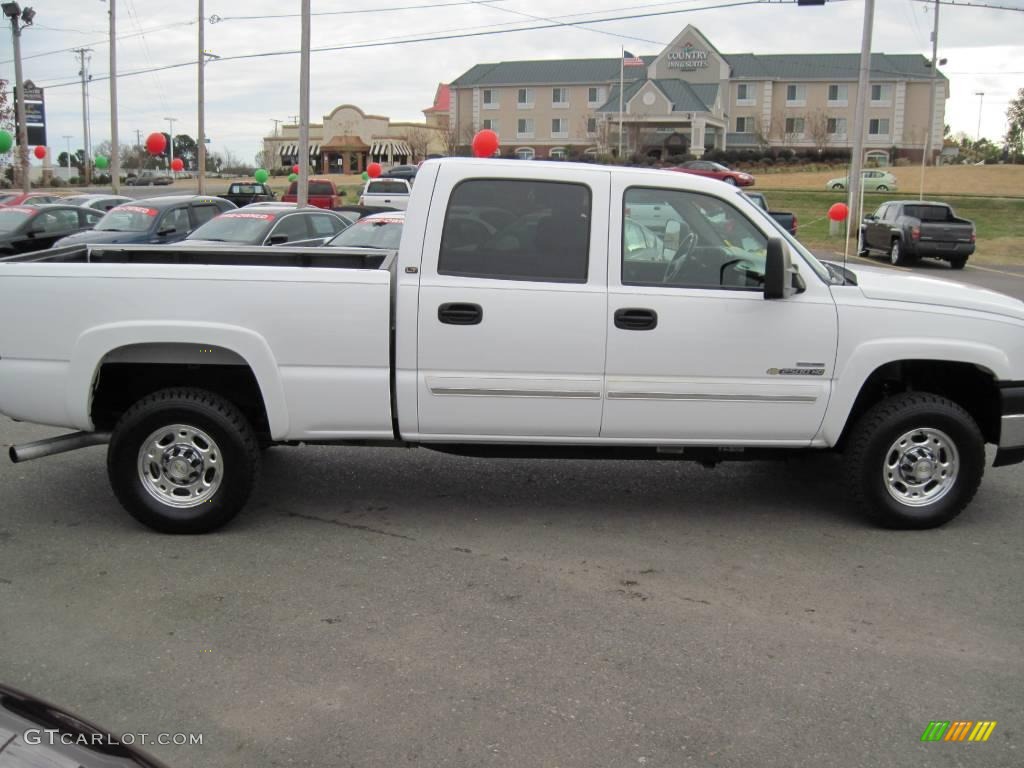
[0,193,19,205]
[326,216,404,248]
[96,205,159,232]
[0,207,33,232]
[62,195,91,206]
[187,212,276,242]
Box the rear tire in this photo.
[845,393,985,529]
[876,185,889,192]
[107,388,259,534]
[949,256,967,270]
[831,183,845,191]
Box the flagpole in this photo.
[618,47,624,158]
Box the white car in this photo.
[1,158,1022,534]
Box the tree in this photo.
[805,109,830,153]
[0,79,13,131]
[1006,87,1024,157]
[402,126,432,162]
[173,134,198,169]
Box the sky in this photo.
[1,0,1022,166]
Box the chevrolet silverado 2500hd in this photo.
[1,158,1022,534]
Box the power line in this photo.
[909,0,1024,10]
[209,0,514,22]
[0,20,196,66]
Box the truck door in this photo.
[414,169,609,438]
[603,182,838,444]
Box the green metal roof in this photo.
[596,80,718,114]
[451,52,944,88]
[724,53,943,81]
[450,56,655,87]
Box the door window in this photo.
[268,214,311,242]
[438,179,591,283]
[81,210,104,227]
[36,209,80,233]
[159,207,192,234]
[191,204,222,227]
[622,187,767,290]
[309,213,343,236]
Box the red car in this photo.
[667,160,754,187]
[0,191,63,207]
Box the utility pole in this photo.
[62,134,71,172]
[975,91,984,141]
[297,0,310,207]
[165,116,176,177]
[197,0,206,193]
[108,0,119,192]
[845,0,875,255]
[74,47,93,185]
[271,119,282,136]
[135,128,142,173]
[918,0,940,199]
[3,2,35,193]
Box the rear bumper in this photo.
[994,382,1024,467]
[910,241,975,259]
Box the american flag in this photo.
[623,51,645,67]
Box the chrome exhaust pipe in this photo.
[9,431,112,463]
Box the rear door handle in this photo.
[614,308,658,331]
[438,302,483,325]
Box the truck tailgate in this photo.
[0,251,395,441]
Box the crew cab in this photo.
[860,201,975,269]
[358,179,411,210]
[1,159,1022,535]
[281,179,344,209]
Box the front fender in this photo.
[67,321,290,438]
[818,337,1009,445]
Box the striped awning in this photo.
[279,144,320,157]
[369,139,412,158]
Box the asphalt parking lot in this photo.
[1,261,1022,768]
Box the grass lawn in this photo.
[757,189,1024,265]
[753,163,1024,198]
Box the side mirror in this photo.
[26,226,42,237]
[267,234,289,245]
[864,214,877,222]
[764,238,804,300]
[663,220,681,251]
[157,227,176,236]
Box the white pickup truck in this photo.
[1,158,1022,534]
[358,178,411,210]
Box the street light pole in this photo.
[197,0,206,193]
[108,0,119,192]
[3,2,34,193]
[918,0,940,199]
[845,0,875,258]
[975,91,984,141]
[297,0,310,207]
[165,116,176,176]
[74,47,94,186]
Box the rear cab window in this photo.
[438,178,591,283]
[365,181,409,195]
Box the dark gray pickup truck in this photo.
[743,191,797,238]
[860,200,975,269]
[220,182,276,207]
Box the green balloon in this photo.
[288,173,298,182]
[0,130,12,154]
[254,168,269,183]
[94,155,109,169]
[361,171,369,181]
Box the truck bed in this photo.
[0,244,398,441]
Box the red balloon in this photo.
[367,162,382,179]
[292,164,300,174]
[145,132,167,156]
[471,129,499,158]
[828,202,849,222]
[33,145,46,159]
[171,158,184,172]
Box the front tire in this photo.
[845,393,985,529]
[724,177,737,186]
[107,388,259,534]
[876,185,889,192]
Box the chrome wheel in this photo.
[890,240,901,265]
[136,423,224,508]
[882,427,959,508]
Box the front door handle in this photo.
[438,302,483,325]
[614,308,658,331]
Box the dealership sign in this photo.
[13,80,47,146]
[667,43,709,70]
